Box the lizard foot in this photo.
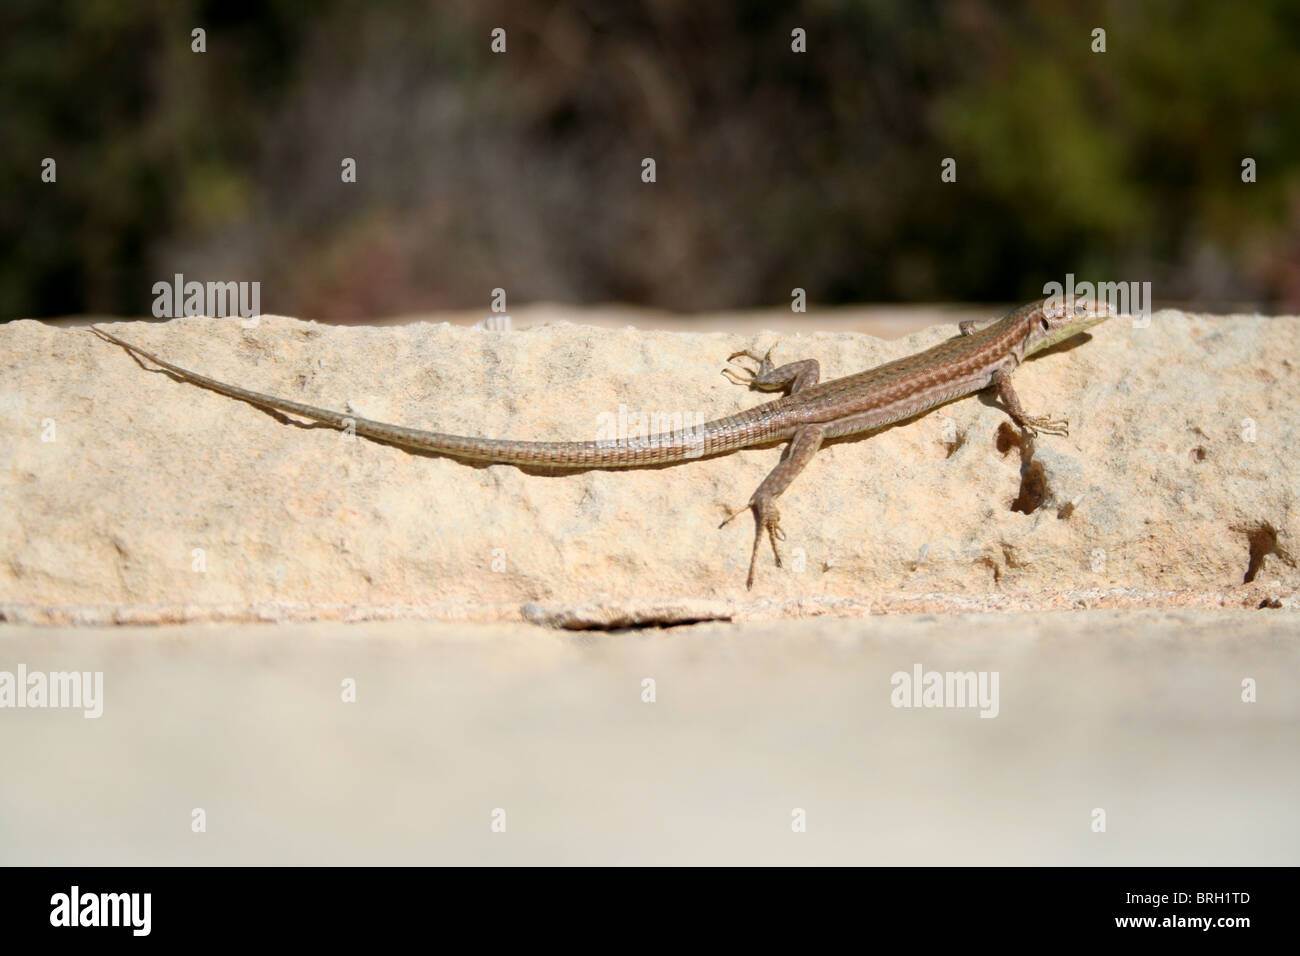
[721,344,777,387]
[721,498,785,589]
[1020,415,1069,438]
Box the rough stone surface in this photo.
[1,311,1297,623]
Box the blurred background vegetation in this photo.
[2,0,1298,320]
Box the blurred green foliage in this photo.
[2,0,1298,318]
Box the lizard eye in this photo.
[1040,317,1051,332]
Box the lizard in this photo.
[91,295,1112,588]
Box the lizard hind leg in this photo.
[720,423,826,588]
[722,344,821,395]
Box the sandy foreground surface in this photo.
[1,609,1296,866]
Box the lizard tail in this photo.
[90,326,764,468]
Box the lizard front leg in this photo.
[992,366,1069,437]
[720,423,826,588]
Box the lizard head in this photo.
[1024,295,1113,356]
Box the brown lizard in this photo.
[92,295,1111,587]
